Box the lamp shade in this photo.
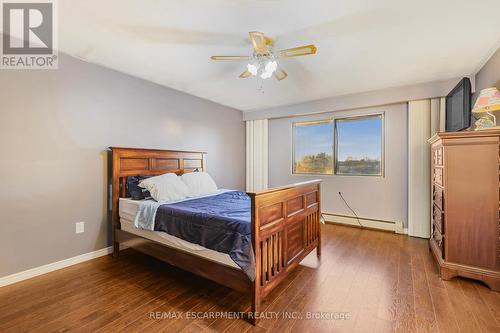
[472,87,500,113]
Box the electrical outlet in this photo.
[75,222,85,234]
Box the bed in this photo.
[109,147,322,324]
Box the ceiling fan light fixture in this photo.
[265,60,277,74]
[210,31,317,81]
[260,59,277,79]
[247,63,258,76]
[260,70,273,79]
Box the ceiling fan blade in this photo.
[274,67,288,81]
[249,31,272,55]
[239,70,253,78]
[277,44,317,58]
[210,55,251,60]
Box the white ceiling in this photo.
[57,0,500,111]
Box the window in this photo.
[335,114,383,176]
[293,120,334,175]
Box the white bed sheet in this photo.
[119,189,231,222]
[119,198,142,221]
[118,193,239,269]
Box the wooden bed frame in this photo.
[109,147,322,324]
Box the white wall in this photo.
[268,103,408,227]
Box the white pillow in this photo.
[181,172,218,197]
[138,173,190,203]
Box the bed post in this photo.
[111,148,120,258]
[250,193,261,324]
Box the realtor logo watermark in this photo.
[1,0,57,69]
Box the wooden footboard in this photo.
[248,180,322,319]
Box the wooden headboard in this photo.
[109,147,206,233]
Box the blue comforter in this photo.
[154,191,255,280]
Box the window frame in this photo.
[333,113,385,177]
[291,119,334,175]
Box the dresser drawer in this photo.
[433,167,444,186]
[433,185,443,210]
[433,205,443,233]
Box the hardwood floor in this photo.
[1,224,499,332]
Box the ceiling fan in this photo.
[210,31,317,81]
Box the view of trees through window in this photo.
[293,121,334,174]
[292,115,383,176]
[335,115,383,175]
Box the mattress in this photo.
[118,198,239,269]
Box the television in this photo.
[445,78,471,132]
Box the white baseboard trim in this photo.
[323,212,406,234]
[0,246,113,288]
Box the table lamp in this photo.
[472,87,500,130]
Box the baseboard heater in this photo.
[322,212,405,234]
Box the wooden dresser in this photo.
[429,130,500,290]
